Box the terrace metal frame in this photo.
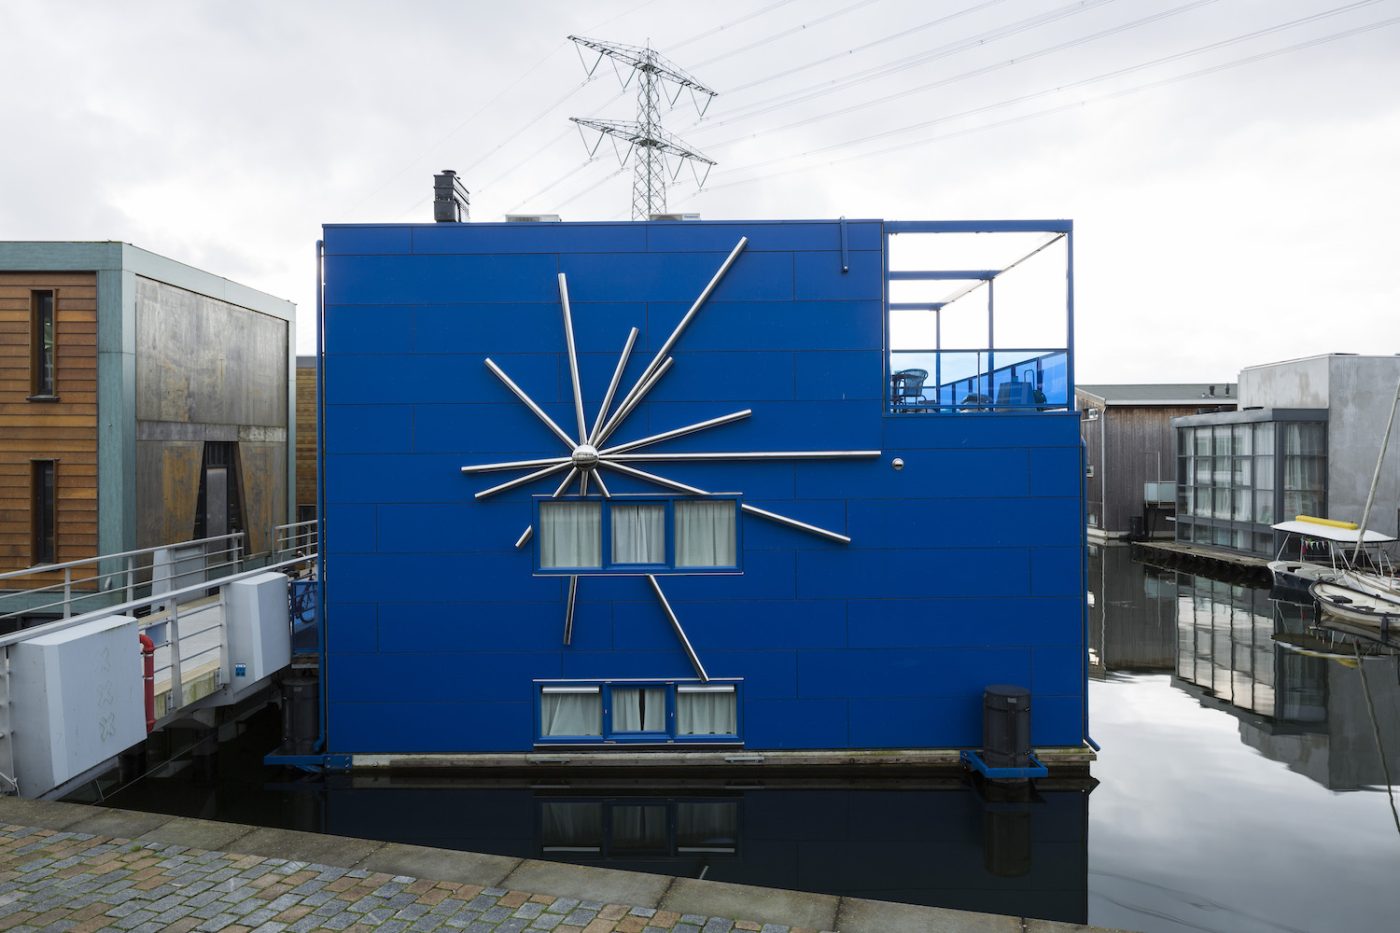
[883,220,1074,415]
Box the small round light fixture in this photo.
[891,457,905,471]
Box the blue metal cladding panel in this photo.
[319,219,1086,755]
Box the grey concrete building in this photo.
[1172,354,1400,556]
[1077,383,1236,540]
[0,242,295,601]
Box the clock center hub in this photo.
[571,444,599,470]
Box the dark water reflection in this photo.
[90,546,1400,932]
[98,718,1093,923]
[1087,543,1400,933]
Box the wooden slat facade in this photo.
[0,272,99,576]
[296,361,316,517]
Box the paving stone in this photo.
[513,902,546,919]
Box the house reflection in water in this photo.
[1090,545,1400,791]
[302,781,1092,923]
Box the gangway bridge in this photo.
[0,521,316,800]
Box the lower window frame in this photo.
[534,678,743,747]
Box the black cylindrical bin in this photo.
[982,684,1032,769]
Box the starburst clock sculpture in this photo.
[460,237,880,681]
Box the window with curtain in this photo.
[610,805,669,852]
[677,685,737,735]
[676,801,739,853]
[675,500,737,567]
[540,501,602,568]
[540,802,603,852]
[613,686,666,732]
[611,503,665,565]
[540,687,601,736]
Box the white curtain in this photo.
[613,687,665,732]
[540,802,602,850]
[611,805,668,851]
[612,504,665,564]
[677,687,736,735]
[541,689,601,736]
[540,501,601,568]
[675,500,736,567]
[676,802,739,851]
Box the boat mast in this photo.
[1352,370,1400,566]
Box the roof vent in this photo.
[649,212,700,221]
[505,213,562,223]
[433,170,470,223]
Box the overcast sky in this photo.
[3,0,1396,381]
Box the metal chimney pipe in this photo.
[433,170,470,222]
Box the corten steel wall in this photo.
[134,277,289,554]
[319,219,1086,754]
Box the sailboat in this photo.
[1310,371,1400,628]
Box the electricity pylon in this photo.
[568,36,718,219]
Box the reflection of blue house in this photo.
[316,218,1086,759]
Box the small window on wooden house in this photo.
[30,290,56,398]
[32,460,56,565]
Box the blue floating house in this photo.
[314,217,1087,761]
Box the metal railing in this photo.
[0,532,246,624]
[0,540,317,798]
[274,519,318,563]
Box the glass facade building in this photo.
[1173,409,1327,556]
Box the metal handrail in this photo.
[0,533,249,623]
[0,548,247,622]
[0,532,246,582]
[0,551,316,650]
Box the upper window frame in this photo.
[29,289,58,401]
[532,493,742,576]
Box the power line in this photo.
[674,10,1400,201]
[716,0,1016,97]
[484,3,815,213]
[700,0,1221,150]
[568,37,717,218]
[665,0,804,52]
[689,0,1117,132]
[348,0,662,220]
[686,0,887,69]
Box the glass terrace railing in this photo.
[889,349,1068,412]
[884,220,1073,415]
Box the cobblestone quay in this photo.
[0,798,1129,933]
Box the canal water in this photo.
[86,544,1400,933]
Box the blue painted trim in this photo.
[314,239,329,756]
[1065,227,1076,403]
[889,270,998,281]
[262,752,352,773]
[889,302,945,310]
[960,750,1049,779]
[839,217,849,274]
[886,220,1073,234]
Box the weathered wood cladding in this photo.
[133,277,289,554]
[295,361,316,517]
[1084,404,1206,535]
[0,272,98,575]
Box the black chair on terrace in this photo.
[891,368,929,411]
